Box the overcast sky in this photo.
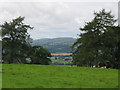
[0,2,118,39]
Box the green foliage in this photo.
[2,64,118,88]
[1,16,33,64]
[1,16,52,65]
[72,9,119,69]
[30,46,51,65]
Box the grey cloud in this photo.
[0,2,118,39]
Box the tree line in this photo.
[1,16,51,64]
[1,9,119,69]
[72,9,120,69]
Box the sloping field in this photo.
[2,64,118,88]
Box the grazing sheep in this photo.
[101,66,106,68]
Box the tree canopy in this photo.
[30,46,51,65]
[72,9,120,69]
[1,16,33,63]
[1,16,51,64]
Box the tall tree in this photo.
[72,9,119,68]
[1,16,33,63]
[102,26,120,69]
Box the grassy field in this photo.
[2,64,118,88]
[0,64,2,89]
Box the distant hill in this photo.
[32,37,76,53]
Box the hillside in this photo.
[32,37,76,53]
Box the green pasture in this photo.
[2,64,118,88]
[0,64,2,89]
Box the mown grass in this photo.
[2,64,118,88]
